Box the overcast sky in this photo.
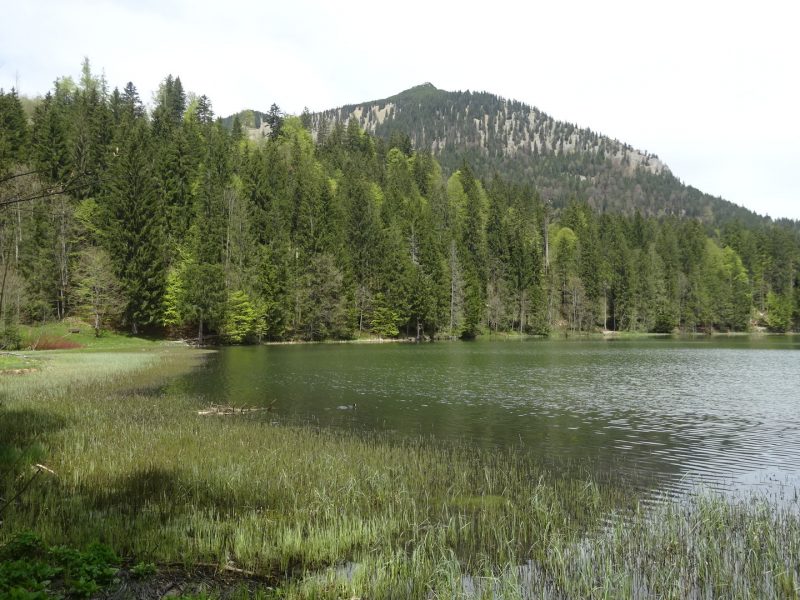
[2,0,798,220]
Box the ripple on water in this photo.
[177,338,800,499]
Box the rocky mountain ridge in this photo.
[313,83,668,178]
[226,83,767,226]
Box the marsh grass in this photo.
[0,354,37,372]
[1,348,798,598]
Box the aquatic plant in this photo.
[1,348,798,598]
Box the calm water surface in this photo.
[173,336,800,499]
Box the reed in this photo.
[1,348,797,598]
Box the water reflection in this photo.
[170,336,800,499]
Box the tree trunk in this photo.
[543,205,550,272]
[58,197,69,320]
[449,240,459,339]
[0,249,9,323]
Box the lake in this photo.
[173,336,800,500]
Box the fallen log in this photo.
[197,401,275,416]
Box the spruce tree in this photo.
[182,124,229,342]
[104,120,166,332]
[0,88,29,176]
[121,82,145,120]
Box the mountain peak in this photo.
[318,84,668,180]
[224,84,764,225]
[390,82,444,102]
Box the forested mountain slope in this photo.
[316,84,770,225]
[1,67,799,344]
[230,84,768,227]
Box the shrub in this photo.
[26,335,83,351]
[0,533,119,599]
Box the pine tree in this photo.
[121,82,145,121]
[0,88,29,175]
[196,95,214,125]
[454,165,488,338]
[266,103,283,139]
[152,74,188,137]
[156,126,196,248]
[182,124,229,342]
[103,120,166,332]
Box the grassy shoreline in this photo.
[5,318,796,355]
[1,344,798,598]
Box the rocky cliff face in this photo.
[313,83,668,178]
[226,84,762,225]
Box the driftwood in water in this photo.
[197,401,275,416]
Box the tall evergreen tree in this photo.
[103,120,166,332]
[181,124,229,342]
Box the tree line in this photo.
[0,63,798,345]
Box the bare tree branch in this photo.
[0,171,98,210]
[0,169,43,185]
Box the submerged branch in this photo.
[197,401,275,416]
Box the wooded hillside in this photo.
[1,66,798,344]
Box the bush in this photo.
[26,335,83,351]
[1,324,22,351]
[0,532,119,599]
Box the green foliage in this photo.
[104,119,166,332]
[129,561,156,579]
[222,290,264,343]
[2,317,23,350]
[162,265,187,329]
[369,293,400,338]
[0,532,119,599]
[766,291,794,332]
[152,74,187,137]
[293,253,349,340]
[2,63,799,342]
[0,531,46,560]
[0,88,29,173]
[72,247,125,335]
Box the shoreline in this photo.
[7,319,797,354]
[2,343,799,598]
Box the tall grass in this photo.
[1,348,798,598]
[0,354,35,371]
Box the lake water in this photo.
[173,336,800,500]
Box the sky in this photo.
[2,0,798,220]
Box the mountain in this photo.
[222,108,272,136]
[228,84,766,226]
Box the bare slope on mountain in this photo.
[228,84,764,226]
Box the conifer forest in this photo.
[1,65,798,346]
